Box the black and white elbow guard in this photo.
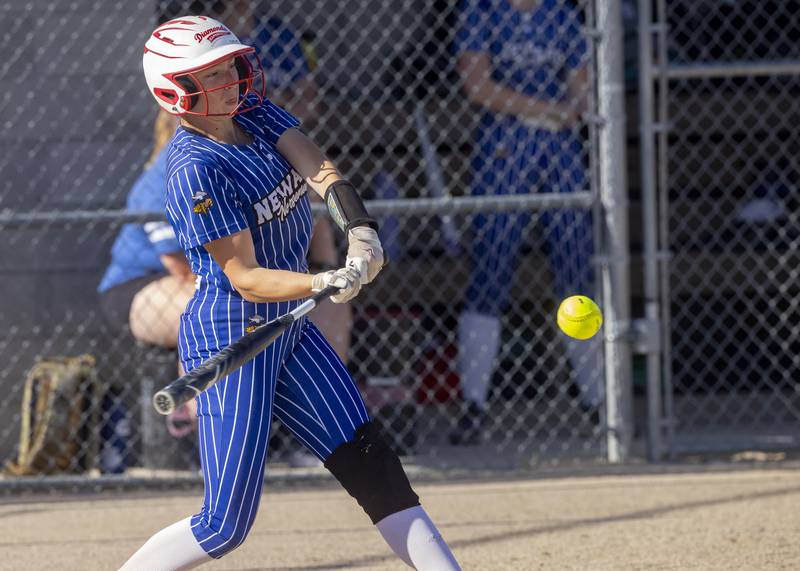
[324,180,379,234]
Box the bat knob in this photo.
[153,391,176,416]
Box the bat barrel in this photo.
[151,286,340,415]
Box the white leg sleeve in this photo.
[376,506,461,570]
[119,517,212,571]
[457,311,501,409]
[562,337,603,407]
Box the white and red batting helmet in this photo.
[143,15,265,116]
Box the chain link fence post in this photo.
[645,0,800,455]
[1,0,628,491]
[596,0,633,461]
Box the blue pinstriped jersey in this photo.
[454,0,586,102]
[454,0,587,145]
[164,97,313,367]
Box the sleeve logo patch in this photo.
[192,191,214,215]
[245,314,266,333]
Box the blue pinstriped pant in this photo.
[187,319,369,558]
[464,125,594,315]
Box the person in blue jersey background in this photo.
[97,111,196,472]
[98,125,195,351]
[122,15,461,570]
[222,0,319,129]
[450,0,602,445]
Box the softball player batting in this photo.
[450,0,601,444]
[121,16,460,570]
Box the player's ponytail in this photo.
[146,109,178,167]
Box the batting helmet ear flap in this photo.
[175,76,200,110]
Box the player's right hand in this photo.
[520,114,560,132]
[346,227,384,285]
[521,103,581,132]
[311,266,362,304]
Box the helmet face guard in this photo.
[163,51,266,117]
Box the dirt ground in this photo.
[1,467,799,570]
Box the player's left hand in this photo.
[346,226,384,285]
[311,265,362,303]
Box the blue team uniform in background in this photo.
[97,147,182,474]
[250,17,311,91]
[165,97,369,558]
[455,0,594,315]
[98,148,180,293]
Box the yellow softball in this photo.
[557,295,603,340]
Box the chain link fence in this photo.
[640,0,800,456]
[0,0,631,491]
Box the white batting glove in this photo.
[520,115,560,132]
[311,265,362,304]
[346,226,384,285]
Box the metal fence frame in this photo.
[0,0,633,490]
[638,0,800,459]
[0,186,631,491]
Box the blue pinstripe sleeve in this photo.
[256,98,300,144]
[166,162,249,250]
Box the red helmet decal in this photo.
[153,30,190,47]
[143,46,182,59]
[161,19,199,27]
